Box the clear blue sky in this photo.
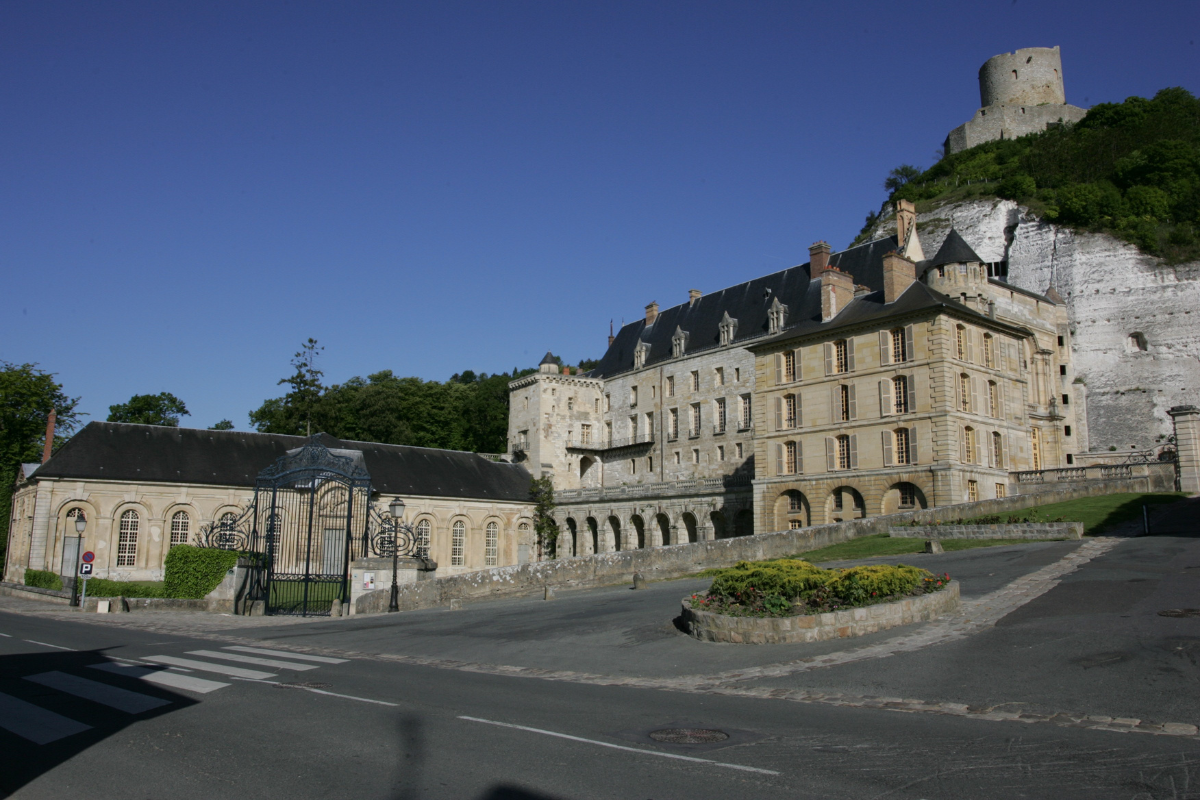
[3,1,1196,430]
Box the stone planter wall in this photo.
[681,581,960,644]
[888,522,1083,540]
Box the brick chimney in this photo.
[895,200,917,248]
[42,409,56,463]
[645,302,659,325]
[809,241,831,274]
[688,289,702,306]
[820,268,853,322]
[882,251,917,303]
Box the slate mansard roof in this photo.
[31,422,534,503]
[589,235,903,377]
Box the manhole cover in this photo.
[1159,609,1200,618]
[649,728,729,744]
[274,682,331,689]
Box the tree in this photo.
[0,362,81,563]
[883,164,922,194]
[209,419,235,430]
[283,338,324,437]
[108,393,190,426]
[530,476,559,560]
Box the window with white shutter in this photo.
[882,430,894,466]
[879,330,891,365]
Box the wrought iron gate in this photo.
[200,437,373,617]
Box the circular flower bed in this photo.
[682,559,959,644]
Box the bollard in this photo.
[632,572,647,590]
[329,598,343,617]
[924,540,944,554]
[449,598,463,611]
[544,585,556,601]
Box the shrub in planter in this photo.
[24,569,63,591]
[697,559,950,618]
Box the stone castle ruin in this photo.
[945,47,1087,155]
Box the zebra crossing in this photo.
[1,646,350,745]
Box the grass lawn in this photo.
[795,535,1038,563]
[960,492,1186,535]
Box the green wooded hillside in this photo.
[863,88,1200,263]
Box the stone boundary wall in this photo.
[889,522,1083,540]
[1010,463,1175,496]
[0,582,72,605]
[354,477,1144,615]
[681,582,961,645]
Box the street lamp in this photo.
[75,513,86,535]
[387,498,406,613]
[74,512,87,608]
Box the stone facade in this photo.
[3,471,534,585]
[945,47,1087,155]
[870,200,1200,449]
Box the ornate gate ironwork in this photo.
[200,436,373,616]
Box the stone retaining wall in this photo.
[889,522,1083,540]
[355,477,1142,614]
[0,582,72,605]
[681,581,961,644]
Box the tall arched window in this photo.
[451,521,465,566]
[837,435,851,469]
[988,381,1000,417]
[415,519,431,558]
[963,427,977,464]
[170,511,190,547]
[891,328,907,363]
[485,522,499,566]
[219,512,238,532]
[117,510,140,567]
[784,441,798,474]
[983,334,994,368]
[893,375,909,414]
[959,374,972,412]
[1031,427,1042,471]
[956,325,967,360]
[894,428,911,465]
[992,431,1005,468]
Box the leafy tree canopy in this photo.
[860,88,1200,263]
[0,362,81,559]
[209,419,235,430]
[108,392,190,426]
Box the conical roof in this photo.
[539,351,557,366]
[930,229,983,267]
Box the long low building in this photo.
[4,422,537,587]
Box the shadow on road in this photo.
[0,648,196,798]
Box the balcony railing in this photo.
[511,439,530,453]
[566,432,654,451]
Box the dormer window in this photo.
[671,326,688,359]
[719,312,738,345]
[767,298,787,334]
[634,341,650,369]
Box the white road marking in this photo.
[90,662,230,694]
[236,678,398,706]
[0,632,12,637]
[458,716,780,776]
[25,671,170,714]
[224,646,349,664]
[0,691,91,744]
[188,650,319,671]
[142,655,276,680]
[24,639,74,651]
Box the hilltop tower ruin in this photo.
[944,46,1087,155]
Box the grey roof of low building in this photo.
[589,235,901,377]
[30,422,533,503]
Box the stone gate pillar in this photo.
[1169,406,1200,494]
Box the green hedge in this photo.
[24,569,63,591]
[163,545,245,599]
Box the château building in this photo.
[508,202,1080,554]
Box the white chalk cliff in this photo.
[868,199,1200,453]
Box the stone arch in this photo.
[680,512,699,544]
[734,509,754,538]
[607,516,622,552]
[655,513,671,547]
[585,516,599,556]
[565,517,578,557]
[580,455,600,487]
[826,486,866,523]
[710,509,728,539]
[774,490,810,529]
[629,515,646,549]
[880,482,929,515]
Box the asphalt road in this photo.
[2,508,1199,799]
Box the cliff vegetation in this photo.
[860,88,1200,263]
